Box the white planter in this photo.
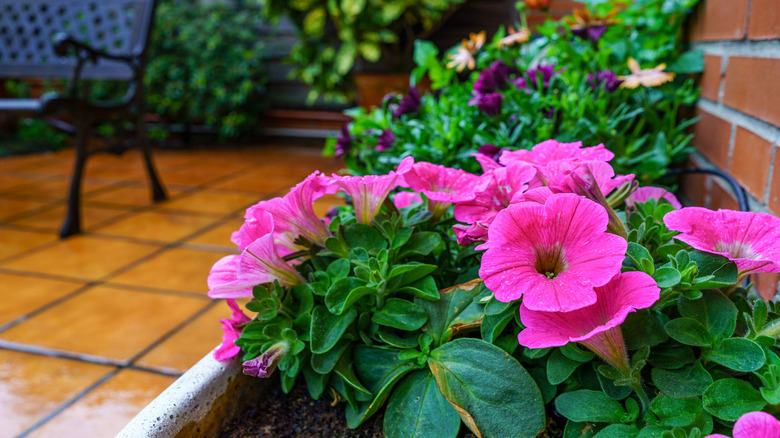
[118,349,267,437]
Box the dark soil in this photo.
[219,379,564,438]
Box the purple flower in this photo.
[474,69,499,94]
[489,61,515,88]
[587,70,623,92]
[393,87,421,117]
[376,129,396,152]
[526,64,561,89]
[513,76,527,89]
[243,342,288,378]
[335,125,351,157]
[572,25,607,42]
[469,92,503,115]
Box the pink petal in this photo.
[626,186,682,209]
[403,159,480,203]
[394,191,424,209]
[732,411,780,438]
[207,255,253,299]
[500,139,614,166]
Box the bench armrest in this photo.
[52,32,137,65]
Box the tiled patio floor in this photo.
[0,143,342,438]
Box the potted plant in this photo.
[122,138,780,437]
[257,0,465,106]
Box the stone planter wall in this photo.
[683,0,780,299]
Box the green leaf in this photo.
[302,8,326,36]
[702,378,767,421]
[563,421,599,438]
[388,263,438,289]
[561,343,596,363]
[335,351,372,395]
[327,258,351,282]
[416,279,488,347]
[480,309,515,344]
[626,242,654,275]
[679,289,738,339]
[429,338,545,438]
[325,277,376,315]
[310,306,357,354]
[373,298,428,331]
[358,42,381,62]
[311,338,351,374]
[398,232,442,258]
[651,361,712,398]
[649,395,702,427]
[343,223,387,252]
[346,346,419,428]
[593,424,639,438]
[547,349,583,385]
[555,390,629,423]
[664,318,713,347]
[704,337,766,372]
[398,276,440,301]
[377,326,419,349]
[622,309,669,349]
[667,50,704,74]
[653,267,681,288]
[688,251,738,289]
[383,370,460,438]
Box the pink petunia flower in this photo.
[706,411,780,438]
[517,271,659,373]
[479,193,627,312]
[543,160,634,198]
[499,139,614,167]
[214,299,251,361]
[453,162,537,231]
[402,158,480,218]
[329,162,409,224]
[242,171,333,247]
[664,208,780,277]
[208,226,305,299]
[453,222,489,246]
[394,191,424,209]
[626,186,682,210]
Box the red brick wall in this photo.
[685,0,780,299]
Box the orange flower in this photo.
[446,31,486,72]
[497,26,531,49]
[619,58,676,89]
[566,8,621,30]
[525,0,552,10]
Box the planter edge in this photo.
[117,348,242,438]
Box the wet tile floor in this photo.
[0,143,342,437]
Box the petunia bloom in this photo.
[625,186,682,211]
[243,341,288,377]
[664,208,780,277]
[394,191,424,209]
[479,193,628,312]
[500,139,614,166]
[402,158,480,218]
[330,165,408,224]
[517,271,659,373]
[214,299,252,361]
[705,411,780,438]
[469,92,503,115]
[619,58,675,89]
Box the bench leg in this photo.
[60,126,88,238]
[138,120,166,202]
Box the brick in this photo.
[699,54,722,102]
[768,147,780,214]
[753,272,779,301]
[682,173,709,207]
[748,0,780,40]
[688,0,749,42]
[710,179,741,210]
[730,127,772,200]
[723,57,780,127]
[693,108,732,170]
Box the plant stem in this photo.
[630,380,651,414]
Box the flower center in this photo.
[714,240,758,260]
[534,244,567,279]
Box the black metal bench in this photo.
[0,0,166,237]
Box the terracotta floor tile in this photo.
[0,197,51,221]
[0,227,56,261]
[0,285,208,362]
[158,165,244,187]
[85,184,184,208]
[313,194,346,218]
[94,211,219,243]
[185,220,242,250]
[109,247,226,294]
[135,303,227,374]
[0,273,84,326]
[1,236,160,281]
[160,189,260,215]
[0,349,111,438]
[211,170,304,194]
[0,174,48,192]
[27,369,176,438]
[0,152,64,172]
[9,204,132,232]
[7,179,111,200]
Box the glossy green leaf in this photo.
[416,279,488,346]
[688,251,738,289]
[664,317,712,347]
[651,360,712,398]
[325,277,376,315]
[429,338,545,438]
[335,352,371,395]
[343,223,387,252]
[310,306,357,354]
[311,338,351,374]
[653,266,681,288]
[547,349,582,385]
[649,394,702,427]
[555,390,629,423]
[593,424,639,438]
[372,298,428,331]
[398,232,442,258]
[704,337,766,372]
[679,289,738,339]
[383,370,460,438]
[377,326,419,349]
[702,378,767,421]
[398,276,440,301]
